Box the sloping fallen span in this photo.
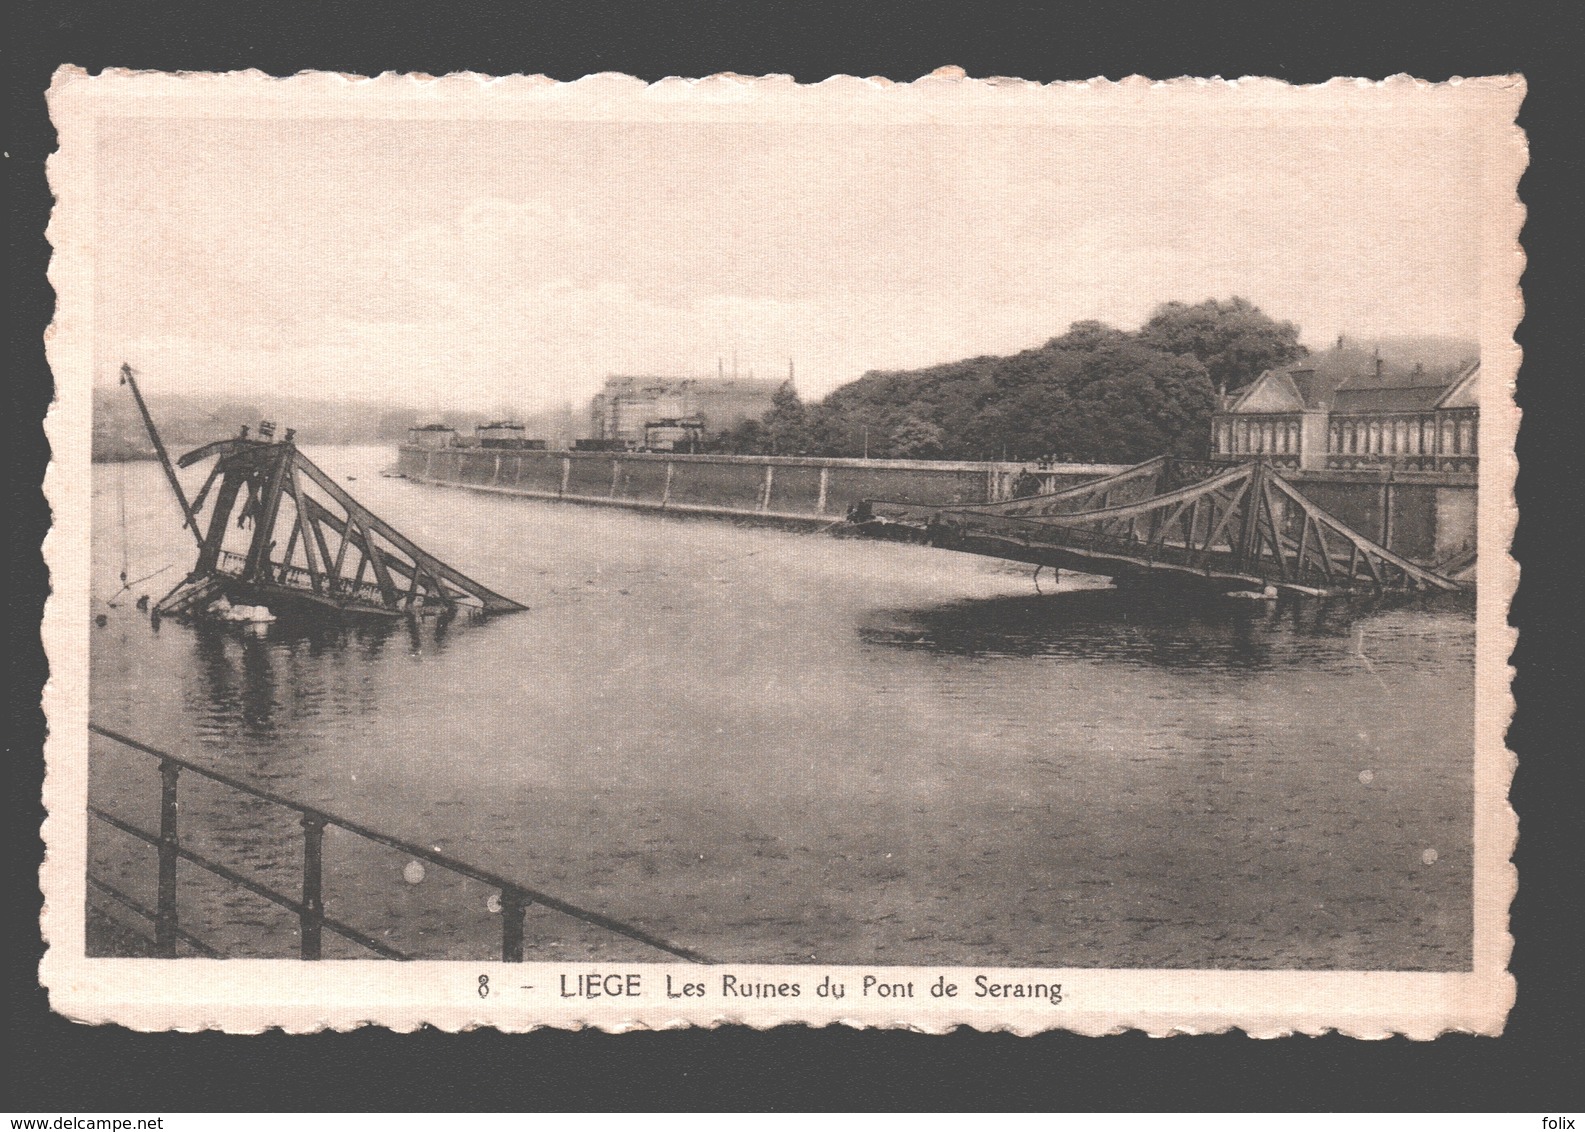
[120,364,525,620]
[153,434,526,619]
[853,456,1460,595]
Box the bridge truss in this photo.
[152,429,526,620]
[861,457,1459,594]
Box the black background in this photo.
[8,0,1582,1111]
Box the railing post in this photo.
[500,887,526,962]
[155,760,181,956]
[759,465,774,513]
[300,814,325,960]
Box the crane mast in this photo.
[119,362,201,545]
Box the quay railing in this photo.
[1323,453,1478,474]
[86,723,711,963]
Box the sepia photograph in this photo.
[40,68,1522,1035]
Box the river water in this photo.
[88,446,1474,969]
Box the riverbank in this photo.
[396,446,1123,523]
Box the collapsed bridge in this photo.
[118,364,526,621]
[849,456,1461,595]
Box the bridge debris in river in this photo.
[849,455,1460,595]
[121,364,526,621]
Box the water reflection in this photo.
[189,624,279,736]
[861,586,1473,670]
[179,613,470,740]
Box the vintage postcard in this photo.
[41,67,1523,1035]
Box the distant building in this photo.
[589,375,781,446]
[408,424,460,449]
[474,421,546,450]
[1211,338,1479,473]
[643,418,706,453]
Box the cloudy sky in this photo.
[96,106,1485,411]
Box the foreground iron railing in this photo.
[87,723,711,963]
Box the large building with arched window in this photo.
[1211,339,1479,473]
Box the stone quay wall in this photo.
[1282,469,1478,567]
[398,446,1477,568]
[396,447,1118,524]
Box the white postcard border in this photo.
[40,67,1524,1036]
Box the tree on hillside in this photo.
[1059,339,1216,462]
[1139,297,1305,394]
[712,416,770,454]
[765,379,808,454]
[719,299,1289,463]
[887,415,947,459]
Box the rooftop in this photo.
[1227,336,1478,415]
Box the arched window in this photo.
[1330,425,1342,453]
[1263,422,1275,453]
[1368,421,1381,454]
[1457,419,1473,455]
[1442,419,1455,455]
